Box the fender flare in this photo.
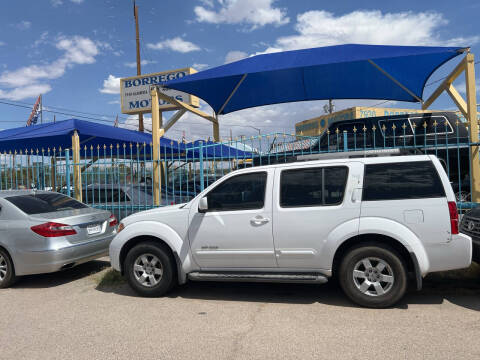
[323,217,430,278]
[113,221,193,283]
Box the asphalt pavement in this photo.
[1,258,480,360]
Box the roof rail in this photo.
[296,148,416,162]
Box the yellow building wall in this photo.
[294,106,480,137]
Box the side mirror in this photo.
[198,197,208,213]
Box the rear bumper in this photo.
[15,234,115,276]
[425,233,472,273]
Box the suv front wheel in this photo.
[339,245,407,308]
[124,241,176,297]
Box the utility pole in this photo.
[134,1,144,132]
[324,99,335,114]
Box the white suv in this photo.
[109,153,471,307]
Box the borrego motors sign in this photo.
[120,68,199,114]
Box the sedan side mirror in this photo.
[198,197,209,213]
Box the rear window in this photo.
[5,193,88,214]
[362,161,445,201]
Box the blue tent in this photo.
[185,140,253,159]
[163,44,466,114]
[0,119,182,154]
[0,119,251,159]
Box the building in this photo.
[295,106,480,137]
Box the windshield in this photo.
[5,193,88,214]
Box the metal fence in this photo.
[0,118,478,219]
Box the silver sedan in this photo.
[0,190,117,288]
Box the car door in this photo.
[188,169,277,269]
[272,162,363,269]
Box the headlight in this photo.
[117,222,125,233]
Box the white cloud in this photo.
[0,35,100,100]
[224,50,247,63]
[16,21,31,30]
[108,100,120,105]
[0,83,52,102]
[0,41,5,46]
[192,63,209,70]
[147,37,200,53]
[120,114,153,133]
[194,0,289,30]
[51,0,84,6]
[268,10,478,52]
[99,75,121,94]
[124,59,157,68]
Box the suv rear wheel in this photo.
[0,248,17,288]
[339,245,407,308]
[124,241,176,297]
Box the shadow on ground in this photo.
[95,268,480,311]
[12,259,110,289]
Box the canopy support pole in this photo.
[152,85,220,141]
[71,130,82,202]
[218,74,247,115]
[151,87,163,206]
[421,52,480,202]
[368,60,423,103]
[164,109,187,132]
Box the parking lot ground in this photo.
[1,259,480,360]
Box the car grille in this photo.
[460,215,480,236]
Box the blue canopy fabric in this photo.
[0,119,251,160]
[163,44,466,115]
[0,119,181,154]
[185,140,253,159]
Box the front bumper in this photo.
[469,236,480,263]
[15,233,115,276]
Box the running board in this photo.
[188,272,328,284]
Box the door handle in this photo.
[250,215,270,225]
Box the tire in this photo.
[339,244,407,308]
[124,241,176,297]
[0,248,17,288]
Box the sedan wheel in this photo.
[0,249,17,288]
[0,254,7,281]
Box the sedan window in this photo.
[6,193,87,214]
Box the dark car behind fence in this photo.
[0,112,477,219]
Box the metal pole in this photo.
[71,130,82,201]
[466,53,480,202]
[151,86,162,205]
[199,141,204,191]
[134,1,144,132]
[65,149,71,198]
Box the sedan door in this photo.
[188,169,277,269]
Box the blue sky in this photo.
[0,0,479,139]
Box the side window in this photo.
[280,166,348,207]
[363,161,445,201]
[207,172,267,211]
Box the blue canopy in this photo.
[0,119,181,154]
[163,44,466,114]
[185,140,253,159]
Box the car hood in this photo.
[121,203,189,226]
[464,207,480,219]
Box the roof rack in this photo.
[295,148,417,162]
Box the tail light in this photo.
[109,214,118,227]
[31,222,77,237]
[448,201,459,235]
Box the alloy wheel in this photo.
[352,257,394,296]
[0,254,7,282]
[133,253,163,287]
